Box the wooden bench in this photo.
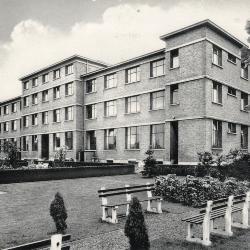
[182,192,250,246]
[98,183,162,224]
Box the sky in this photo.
[0,0,249,101]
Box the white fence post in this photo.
[225,195,233,236]
[50,234,62,250]
[125,184,131,216]
[202,200,212,246]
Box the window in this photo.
[23,116,29,127]
[150,91,165,110]
[241,125,248,149]
[65,64,73,75]
[241,62,248,79]
[65,82,73,96]
[42,90,49,102]
[42,111,48,124]
[104,100,117,117]
[86,131,96,150]
[11,103,17,113]
[53,69,61,79]
[53,109,60,122]
[0,123,1,133]
[86,104,96,119]
[32,114,38,126]
[125,96,140,113]
[241,92,248,111]
[53,133,61,150]
[228,53,236,64]
[150,59,165,77]
[32,78,38,87]
[86,79,96,93]
[150,124,165,149]
[53,86,60,99]
[22,136,29,151]
[104,129,117,150]
[213,45,222,66]
[170,85,179,105]
[3,122,9,132]
[126,66,140,83]
[125,126,140,149]
[65,131,73,150]
[212,120,222,148]
[32,135,38,151]
[23,81,29,90]
[104,73,117,89]
[65,106,73,121]
[24,96,29,107]
[228,87,236,97]
[228,123,236,134]
[11,120,17,131]
[3,105,9,115]
[42,73,49,83]
[32,93,38,105]
[212,82,222,104]
[170,49,179,69]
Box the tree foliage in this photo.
[142,149,157,177]
[0,141,20,168]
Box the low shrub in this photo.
[154,175,249,207]
[142,149,157,177]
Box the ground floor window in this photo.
[65,131,73,150]
[53,133,61,150]
[22,136,29,151]
[125,126,140,149]
[150,124,165,149]
[104,129,117,150]
[32,135,38,151]
[86,131,96,150]
[212,120,222,148]
[241,125,248,149]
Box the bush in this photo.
[0,141,20,169]
[124,197,150,250]
[142,149,157,177]
[50,192,68,233]
[54,147,67,168]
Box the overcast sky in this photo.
[0,0,249,101]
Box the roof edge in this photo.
[0,95,22,105]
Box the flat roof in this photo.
[19,54,109,81]
[81,48,166,78]
[160,19,248,48]
[0,95,21,106]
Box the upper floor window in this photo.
[42,90,49,102]
[32,77,38,87]
[65,131,73,150]
[65,64,74,75]
[23,96,29,107]
[11,120,17,131]
[104,100,117,117]
[65,106,74,121]
[11,103,17,113]
[150,90,165,110]
[32,113,38,126]
[32,93,38,105]
[170,49,179,69]
[228,87,236,97]
[241,62,248,79]
[150,124,165,149]
[126,66,140,84]
[241,125,248,149]
[241,92,248,111]
[212,82,222,104]
[42,111,48,124]
[228,122,236,134]
[53,86,60,99]
[213,45,222,67]
[23,116,29,127]
[53,109,60,122]
[104,128,117,150]
[86,79,96,93]
[86,104,96,119]
[3,122,9,132]
[23,81,29,90]
[125,96,140,114]
[3,105,9,115]
[53,69,61,80]
[150,59,165,77]
[65,82,73,96]
[212,120,222,148]
[42,73,49,83]
[228,53,236,64]
[104,73,117,89]
[125,126,140,149]
[170,84,179,105]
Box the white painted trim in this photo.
[17,129,84,137]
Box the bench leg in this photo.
[202,216,212,246]
[225,210,233,236]
[157,199,162,214]
[242,204,249,228]
[187,223,193,240]
[126,204,130,216]
[111,206,118,224]
[102,207,108,222]
[147,200,152,212]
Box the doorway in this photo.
[41,134,49,159]
[170,121,178,164]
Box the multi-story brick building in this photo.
[0,20,249,164]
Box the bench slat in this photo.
[97,184,154,193]
[99,188,154,197]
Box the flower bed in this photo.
[154,174,249,207]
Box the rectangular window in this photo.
[42,111,48,124]
[23,116,29,127]
[53,86,60,99]
[241,62,248,79]
[3,105,9,115]
[150,90,165,110]
[150,124,165,149]
[32,77,38,87]
[213,45,222,66]
[3,122,9,132]
[104,73,117,89]
[22,136,29,151]
[11,120,17,131]
[170,85,179,105]
[53,133,61,150]
[86,131,96,150]
[228,122,236,134]
[86,104,96,119]
[212,120,222,148]
[24,96,29,107]
[53,109,60,122]
[228,53,236,64]
[241,92,248,111]
[104,100,117,117]
[104,128,117,150]
[42,73,49,83]
[125,126,140,149]
[65,82,73,96]
[32,135,38,151]
[65,106,73,121]
[32,93,38,105]
[23,81,29,90]
[228,87,236,97]
[150,59,165,77]
[125,96,140,113]
[32,114,38,126]
[65,64,74,75]
[65,131,73,150]
[170,49,179,68]
[42,90,49,102]
[86,79,96,93]
[126,66,140,83]
[12,103,17,113]
[53,69,61,79]
[241,125,248,149]
[212,82,222,104]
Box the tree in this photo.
[124,197,150,250]
[50,192,68,233]
[142,148,157,177]
[241,21,250,66]
[0,141,20,168]
[54,146,67,168]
